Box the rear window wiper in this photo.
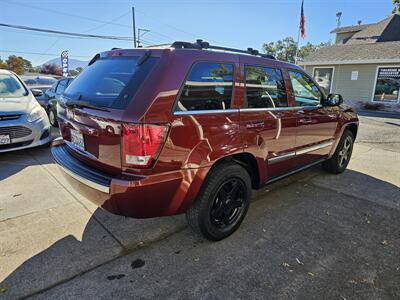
[137,50,151,66]
[66,100,110,112]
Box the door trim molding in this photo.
[268,152,296,164]
[268,140,334,164]
[295,141,334,155]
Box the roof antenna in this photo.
[336,11,342,28]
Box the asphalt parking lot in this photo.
[0,112,399,299]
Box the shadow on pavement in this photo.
[357,110,400,120]
[1,169,399,299]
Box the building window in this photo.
[313,67,334,95]
[244,66,287,108]
[176,62,234,111]
[373,67,400,103]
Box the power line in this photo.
[0,23,134,41]
[0,49,92,59]
[6,1,129,29]
[0,27,129,42]
[5,0,215,45]
[135,8,222,44]
[82,11,131,33]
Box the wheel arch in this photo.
[345,123,358,139]
[209,152,261,189]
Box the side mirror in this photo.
[31,89,44,97]
[324,93,343,106]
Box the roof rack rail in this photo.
[171,39,276,60]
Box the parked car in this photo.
[43,77,74,127]
[21,75,58,103]
[0,69,52,152]
[51,41,359,240]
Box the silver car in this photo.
[0,69,52,153]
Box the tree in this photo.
[393,0,400,14]
[20,57,34,72]
[262,37,331,63]
[0,59,8,69]
[263,37,297,63]
[5,55,28,75]
[40,64,62,76]
[69,66,83,76]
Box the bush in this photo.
[363,102,384,110]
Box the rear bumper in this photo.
[52,143,111,193]
[51,140,210,218]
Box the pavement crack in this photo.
[308,182,400,212]
[357,141,400,145]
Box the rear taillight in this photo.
[121,123,169,168]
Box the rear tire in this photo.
[186,162,251,241]
[322,130,354,174]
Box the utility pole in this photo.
[137,28,150,47]
[336,12,342,28]
[132,6,137,48]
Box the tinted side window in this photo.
[49,82,58,92]
[176,62,234,111]
[55,80,67,94]
[245,66,287,108]
[289,70,321,106]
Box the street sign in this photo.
[61,50,69,77]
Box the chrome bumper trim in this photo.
[58,163,110,194]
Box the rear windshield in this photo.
[23,77,57,86]
[0,74,28,98]
[63,56,159,109]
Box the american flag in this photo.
[300,0,306,39]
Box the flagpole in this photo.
[295,25,301,64]
[295,0,304,64]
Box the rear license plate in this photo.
[0,134,11,145]
[70,129,84,151]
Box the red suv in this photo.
[52,40,359,240]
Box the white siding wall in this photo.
[304,63,400,102]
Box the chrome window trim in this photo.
[240,105,322,113]
[173,105,324,115]
[174,109,239,116]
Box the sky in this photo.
[0,0,394,66]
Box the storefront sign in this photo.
[378,68,400,78]
[373,67,400,103]
[61,50,69,77]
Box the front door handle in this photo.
[298,118,313,124]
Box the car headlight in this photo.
[27,105,45,123]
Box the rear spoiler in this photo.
[88,51,109,66]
